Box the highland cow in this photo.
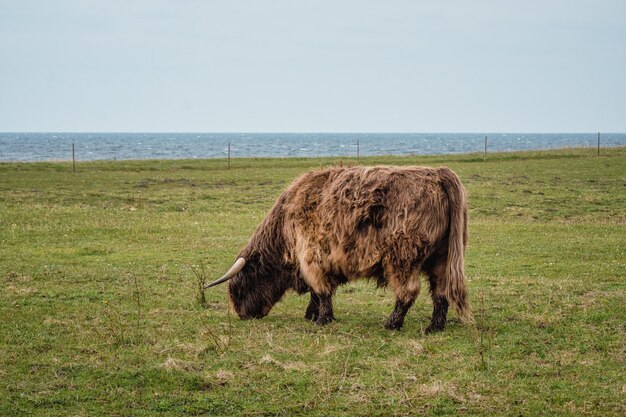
[206,166,472,332]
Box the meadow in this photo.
[1,147,624,416]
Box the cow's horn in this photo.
[204,257,246,289]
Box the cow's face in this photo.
[227,261,289,319]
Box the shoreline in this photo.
[1,145,625,164]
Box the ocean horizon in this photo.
[1,132,624,162]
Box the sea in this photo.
[0,132,624,162]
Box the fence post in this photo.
[484,136,487,162]
[72,143,76,172]
[228,141,231,169]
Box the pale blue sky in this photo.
[1,0,624,132]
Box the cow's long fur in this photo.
[227,165,472,330]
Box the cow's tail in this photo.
[438,167,473,324]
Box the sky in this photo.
[0,0,624,132]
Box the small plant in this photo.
[189,260,234,352]
[473,292,491,371]
[93,299,131,346]
[189,260,209,308]
[93,274,146,346]
[198,312,231,353]
[130,273,144,341]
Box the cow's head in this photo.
[205,253,292,319]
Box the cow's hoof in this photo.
[304,312,318,321]
[425,323,445,334]
[314,316,334,326]
[384,321,404,330]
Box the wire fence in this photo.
[1,132,624,163]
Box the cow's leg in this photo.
[385,268,421,330]
[425,261,449,334]
[385,297,415,330]
[426,295,449,334]
[304,291,320,321]
[299,259,336,325]
[314,291,335,325]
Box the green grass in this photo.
[1,147,625,416]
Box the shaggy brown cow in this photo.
[206,166,472,332]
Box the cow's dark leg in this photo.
[301,262,337,325]
[426,295,449,334]
[384,267,421,330]
[304,292,320,321]
[385,297,415,330]
[425,262,449,334]
[314,292,335,325]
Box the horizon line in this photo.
[1,131,623,135]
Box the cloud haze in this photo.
[1,0,624,132]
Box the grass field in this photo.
[1,147,625,416]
